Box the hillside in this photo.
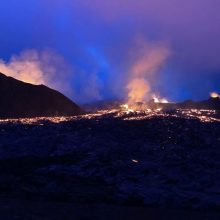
[0,73,83,118]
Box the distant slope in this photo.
[0,72,83,118]
[151,98,220,110]
[83,98,220,112]
[175,98,220,110]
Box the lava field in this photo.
[0,109,220,210]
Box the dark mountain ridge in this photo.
[0,72,83,118]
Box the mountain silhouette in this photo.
[0,72,83,118]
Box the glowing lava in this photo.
[0,108,219,125]
[120,104,135,113]
[210,92,220,98]
[152,95,169,103]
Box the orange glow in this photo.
[120,104,135,113]
[127,78,150,103]
[126,39,170,104]
[0,108,219,125]
[152,95,169,103]
[210,92,220,98]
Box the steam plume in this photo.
[127,40,170,103]
[0,49,105,103]
[0,49,73,98]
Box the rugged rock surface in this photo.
[0,111,220,210]
[0,72,83,118]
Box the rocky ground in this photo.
[0,110,220,218]
[0,198,219,220]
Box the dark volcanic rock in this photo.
[177,97,220,110]
[0,72,83,118]
[0,113,220,209]
[149,98,220,110]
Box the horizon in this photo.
[0,71,218,105]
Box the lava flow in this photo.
[0,107,219,125]
[0,93,220,124]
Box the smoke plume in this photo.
[0,49,74,98]
[0,49,105,104]
[127,40,170,103]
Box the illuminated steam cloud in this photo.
[0,49,71,86]
[0,49,74,98]
[0,49,105,103]
[127,40,170,103]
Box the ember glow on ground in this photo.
[0,108,219,125]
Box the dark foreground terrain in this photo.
[0,198,219,220]
[0,110,220,219]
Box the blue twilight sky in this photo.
[0,0,220,103]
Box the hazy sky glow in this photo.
[0,0,220,103]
